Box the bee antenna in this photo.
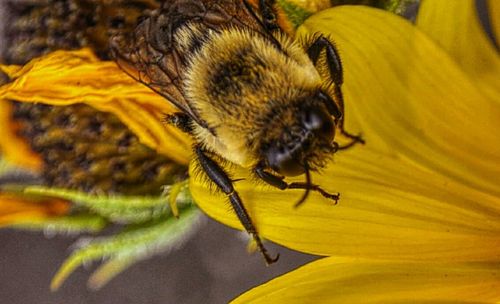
[294,162,311,208]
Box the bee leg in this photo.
[307,36,343,85]
[307,36,365,147]
[243,0,279,32]
[255,165,340,204]
[259,0,279,31]
[195,146,279,265]
[163,112,194,134]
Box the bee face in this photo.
[262,92,336,176]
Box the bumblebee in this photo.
[111,0,362,264]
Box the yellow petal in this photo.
[0,49,191,165]
[416,0,500,103]
[299,6,500,196]
[190,146,500,262]
[0,100,42,171]
[491,0,500,44]
[191,7,500,261]
[232,257,500,303]
[0,193,69,227]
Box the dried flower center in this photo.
[11,101,186,195]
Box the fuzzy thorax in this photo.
[184,25,323,168]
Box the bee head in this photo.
[262,98,336,176]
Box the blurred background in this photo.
[0,217,315,303]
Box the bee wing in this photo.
[110,0,265,129]
[110,18,206,127]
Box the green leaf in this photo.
[276,0,313,28]
[24,181,192,223]
[10,214,107,235]
[50,205,201,290]
[87,257,137,290]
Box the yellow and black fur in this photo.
[112,0,362,264]
[186,26,328,168]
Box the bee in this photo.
[111,0,363,264]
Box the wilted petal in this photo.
[416,0,500,103]
[0,193,69,227]
[0,100,42,170]
[233,257,500,303]
[0,49,191,164]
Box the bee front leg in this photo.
[254,164,340,205]
[195,146,279,265]
[307,36,364,148]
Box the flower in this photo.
[1,0,499,300]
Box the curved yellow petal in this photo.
[232,257,500,303]
[0,100,42,171]
[0,49,191,165]
[0,193,69,227]
[416,0,500,103]
[192,7,500,261]
[190,146,500,261]
[298,6,500,196]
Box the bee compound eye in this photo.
[266,144,304,177]
[302,109,322,130]
[302,107,335,141]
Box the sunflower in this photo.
[1,0,499,301]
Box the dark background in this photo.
[0,216,316,304]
